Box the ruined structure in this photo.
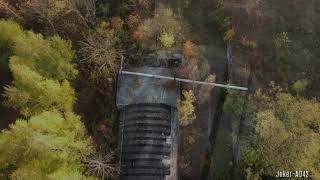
[117,65,180,180]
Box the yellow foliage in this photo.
[292,79,309,93]
[243,85,320,178]
[132,5,185,49]
[224,27,236,41]
[178,90,196,126]
[159,32,175,48]
[255,110,289,144]
[275,32,290,49]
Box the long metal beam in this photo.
[120,70,248,91]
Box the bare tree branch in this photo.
[83,151,120,180]
[0,1,22,19]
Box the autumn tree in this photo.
[130,5,186,50]
[183,40,196,58]
[178,90,196,127]
[241,84,320,179]
[177,90,200,178]
[292,79,309,94]
[126,4,214,85]
[179,40,213,85]
[0,0,96,40]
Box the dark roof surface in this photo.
[117,67,179,180]
[119,104,174,180]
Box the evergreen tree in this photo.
[0,20,78,117]
[0,111,94,180]
[0,20,96,179]
[4,64,75,117]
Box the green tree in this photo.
[292,79,309,94]
[4,64,75,117]
[241,85,320,179]
[0,20,78,81]
[0,111,94,180]
[0,20,97,179]
[0,20,78,117]
[159,31,175,48]
[0,20,20,75]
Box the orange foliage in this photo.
[133,24,148,42]
[111,16,124,31]
[224,27,236,41]
[183,40,196,58]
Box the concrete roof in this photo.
[116,67,180,109]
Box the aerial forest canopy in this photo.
[0,21,94,179]
[238,84,320,179]
[0,21,77,117]
[0,0,319,180]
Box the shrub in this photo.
[178,90,196,126]
[159,31,175,48]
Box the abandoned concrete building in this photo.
[117,60,180,180]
